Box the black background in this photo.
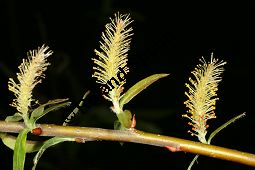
[0,1,254,170]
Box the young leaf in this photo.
[116,110,132,129]
[43,101,71,116]
[207,112,245,144]
[5,113,23,122]
[30,106,45,125]
[29,98,70,127]
[119,73,169,109]
[1,133,43,153]
[13,128,30,170]
[32,137,74,170]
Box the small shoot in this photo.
[5,45,73,170]
[32,91,91,170]
[183,54,226,143]
[183,54,245,170]
[92,13,169,129]
[8,45,53,128]
[32,137,75,170]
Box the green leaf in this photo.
[13,128,30,170]
[116,110,132,129]
[1,133,43,153]
[113,110,132,146]
[29,98,70,126]
[5,113,23,122]
[30,106,45,124]
[208,112,245,144]
[119,73,169,109]
[32,137,74,170]
[43,99,71,116]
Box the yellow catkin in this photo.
[8,45,52,116]
[92,13,133,114]
[183,53,226,143]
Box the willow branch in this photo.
[0,120,255,167]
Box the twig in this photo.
[0,120,255,167]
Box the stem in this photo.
[0,120,255,167]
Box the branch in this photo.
[0,120,255,167]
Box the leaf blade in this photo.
[32,137,74,170]
[13,128,30,170]
[116,110,132,129]
[120,73,169,108]
[5,113,23,122]
[1,133,43,153]
[208,112,245,144]
[29,98,70,126]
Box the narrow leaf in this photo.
[30,106,44,124]
[120,73,169,108]
[208,112,245,144]
[5,113,23,122]
[40,101,71,119]
[32,137,74,170]
[29,98,70,126]
[1,133,43,153]
[13,128,30,170]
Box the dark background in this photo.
[0,1,254,170]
